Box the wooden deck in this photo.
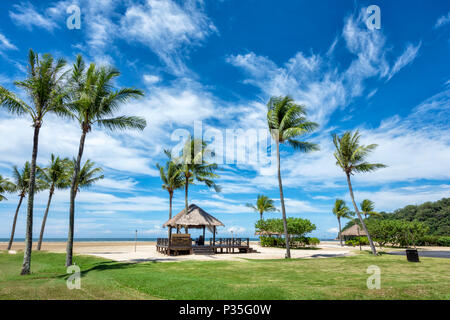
[156,237,253,256]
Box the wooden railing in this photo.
[209,238,249,247]
[157,238,169,247]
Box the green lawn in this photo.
[0,251,449,300]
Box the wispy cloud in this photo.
[9,2,59,31]
[435,12,450,29]
[387,42,421,80]
[0,32,18,52]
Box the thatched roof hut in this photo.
[340,224,367,237]
[163,204,224,229]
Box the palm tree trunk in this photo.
[184,175,189,215]
[346,173,377,255]
[338,217,343,247]
[7,194,24,250]
[37,186,54,251]
[276,140,291,258]
[169,191,173,219]
[66,129,87,267]
[260,211,263,221]
[21,124,40,275]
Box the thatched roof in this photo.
[340,224,367,236]
[163,204,225,228]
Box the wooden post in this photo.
[185,226,189,234]
[213,226,216,253]
[202,226,205,240]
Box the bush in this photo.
[366,219,429,247]
[260,236,320,248]
[437,236,450,247]
[345,236,369,247]
[255,217,316,238]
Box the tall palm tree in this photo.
[65,55,146,266]
[246,195,277,220]
[360,199,381,218]
[37,155,71,250]
[0,49,69,274]
[156,150,185,220]
[332,130,386,255]
[267,96,319,258]
[0,175,15,201]
[7,162,47,250]
[332,199,354,247]
[72,159,104,197]
[178,137,220,217]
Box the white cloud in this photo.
[0,32,18,51]
[143,74,161,85]
[435,12,450,29]
[387,42,421,80]
[327,227,339,233]
[9,2,59,31]
[120,0,217,75]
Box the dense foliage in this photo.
[343,198,450,237]
[366,219,429,247]
[345,236,369,247]
[255,218,316,237]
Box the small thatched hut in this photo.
[163,204,224,241]
[340,224,367,240]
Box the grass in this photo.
[0,250,449,300]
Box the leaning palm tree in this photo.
[0,175,15,201]
[360,199,381,219]
[37,155,71,250]
[65,55,146,266]
[267,96,319,258]
[0,49,69,274]
[177,137,220,216]
[246,195,277,220]
[7,162,47,250]
[332,199,354,247]
[72,159,104,197]
[156,150,185,220]
[332,130,386,255]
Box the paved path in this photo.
[388,250,450,259]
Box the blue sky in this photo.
[0,0,449,239]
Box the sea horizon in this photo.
[0,237,339,242]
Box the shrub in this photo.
[345,236,369,247]
[437,236,450,247]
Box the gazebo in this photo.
[156,204,252,255]
[340,224,367,240]
[163,204,224,243]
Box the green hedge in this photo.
[260,236,320,248]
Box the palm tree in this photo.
[65,55,146,266]
[267,96,319,258]
[156,150,185,220]
[72,159,104,197]
[7,162,47,250]
[37,155,71,251]
[332,130,386,255]
[246,195,277,220]
[0,49,69,274]
[178,137,220,217]
[0,175,15,201]
[332,199,354,247]
[360,199,381,218]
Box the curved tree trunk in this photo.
[37,186,54,251]
[276,140,291,258]
[260,212,263,221]
[184,175,189,215]
[346,173,377,255]
[66,129,87,267]
[338,217,343,247]
[7,194,24,250]
[21,124,40,275]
